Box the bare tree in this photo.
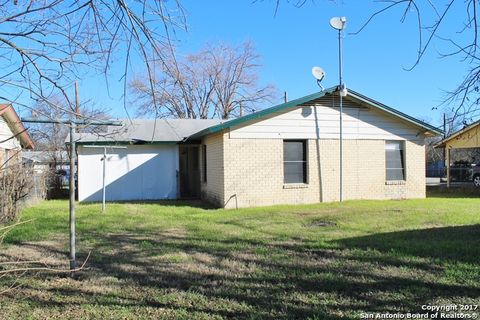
[268,1,480,128]
[28,97,110,150]
[24,97,111,197]
[130,41,276,119]
[0,0,186,116]
[349,1,480,125]
[212,42,276,119]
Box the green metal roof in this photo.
[191,86,443,138]
[190,86,336,138]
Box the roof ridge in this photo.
[190,86,442,139]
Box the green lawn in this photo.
[0,194,479,319]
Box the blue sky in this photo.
[77,0,472,129]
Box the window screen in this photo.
[385,141,405,181]
[283,140,307,184]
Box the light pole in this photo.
[330,16,347,202]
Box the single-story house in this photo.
[23,150,71,187]
[434,120,480,187]
[0,104,35,168]
[74,86,442,208]
[22,150,72,198]
[22,150,70,175]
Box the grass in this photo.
[0,193,479,319]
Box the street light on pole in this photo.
[330,16,347,202]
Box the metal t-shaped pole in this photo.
[21,118,122,270]
[83,145,127,213]
[69,122,76,270]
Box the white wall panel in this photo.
[0,117,21,150]
[78,144,179,201]
[229,96,422,141]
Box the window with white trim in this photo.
[385,141,405,181]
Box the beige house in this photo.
[434,120,480,187]
[0,104,35,168]
[74,86,441,207]
[193,86,442,208]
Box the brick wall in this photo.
[403,139,427,199]
[221,138,322,208]
[200,132,225,207]
[318,139,426,202]
[217,136,426,208]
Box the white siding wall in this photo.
[78,144,179,202]
[229,96,421,141]
[0,116,21,150]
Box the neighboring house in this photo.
[0,104,35,167]
[434,120,480,186]
[74,86,442,208]
[23,150,71,188]
[22,150,71,198]
[22,150,70,174]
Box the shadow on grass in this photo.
[3,224,480,320]
[83,199,218,210]
[2,207,480,319]
[427,186,480,198]
[336,224,480,264]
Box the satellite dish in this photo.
[330,17,347,30]
[312,67,326,91]
[311,67,325,81]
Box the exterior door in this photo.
[179,146,200,198]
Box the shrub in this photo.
[0,163,35,223]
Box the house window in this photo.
[202,145,207,182]
[283,140,307,184]
[385,141,405,181]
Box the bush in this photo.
[0,163,35,223]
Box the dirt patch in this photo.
[384,209,404,213]
[159,228,188,239]
[304,220,337,227]
[0,237,69,269]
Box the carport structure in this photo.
[435,120,480,187]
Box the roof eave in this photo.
[190,86,338,139]
[0,104,35,149]
[345,90,444,136]
[190,86,443,139]
[74,140,179,146]
[433,120,480,148]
